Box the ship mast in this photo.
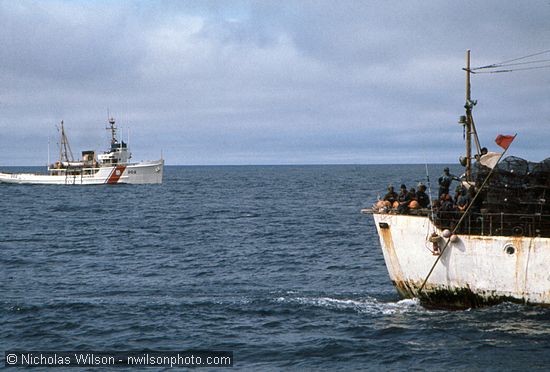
[107,117,118,144]
[59,120,74,163]
[462,50,482,181]
[465,51,472,180]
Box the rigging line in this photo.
[417,134,517,297]
[472,48,550,70]
[472,58,550,70]
[473,64,550,74]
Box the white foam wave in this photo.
[274,295,423,315]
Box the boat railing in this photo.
[368,207,550,238]
[431,210,550,238]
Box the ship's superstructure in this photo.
[0,118,163,185]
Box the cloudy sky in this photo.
[1,1,550,165]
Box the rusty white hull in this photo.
[372,212,550,308]
[0,160,164,185]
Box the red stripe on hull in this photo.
[106,165,126,184]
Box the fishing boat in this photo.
[363,50,550,308]
[0,118,164,185]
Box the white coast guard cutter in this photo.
[0,118,163,185]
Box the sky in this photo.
[1,1,550,165]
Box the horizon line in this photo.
[0,162,460,167]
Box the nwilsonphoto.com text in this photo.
[4,351,233,368]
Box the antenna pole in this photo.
[59,121,63,163]
[466,50,471,102]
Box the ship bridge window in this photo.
[111,142,127,150]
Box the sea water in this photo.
[2,165,550,370]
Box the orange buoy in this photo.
[409,200,419,209]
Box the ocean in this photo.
[2,164,550,371]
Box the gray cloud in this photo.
[1,0,550,165]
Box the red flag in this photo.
[495,134,515,150]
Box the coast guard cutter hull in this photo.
[0,161,163,185]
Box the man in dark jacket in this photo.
[397,184,411,214]
[416,183,430,208]
[438,167,459,197]
[383,185,398,206]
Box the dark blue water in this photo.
[2,165,550,370]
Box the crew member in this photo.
[416,183,430,208]
[383,185,398,207]
[456,187,470,212]
[438,167,459,197]
[397,184,411,214]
